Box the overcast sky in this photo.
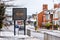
[5,0,60,15]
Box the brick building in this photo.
[38,3,60,28]
[38,4,48,28]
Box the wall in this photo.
[38,11,44,27]
[38,4,48,27]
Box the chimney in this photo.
[43,4,48,11]
[58,3,60,8]
[54,4,59,9]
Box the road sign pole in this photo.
[24,20,26,35]
[14,20,16,35]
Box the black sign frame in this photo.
[13,8,27,20]
[13,8,27,35]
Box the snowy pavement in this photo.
[0,25,44,40]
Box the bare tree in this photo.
[0,3,5,29]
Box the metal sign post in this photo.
[24,20,26,35]
[13,8,27,35]
[14,20,16,35]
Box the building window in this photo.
[53,13,58,20]
[53,20,58,25]
[46,14,50,20]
